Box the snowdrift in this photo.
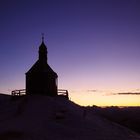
[0,94,139,140]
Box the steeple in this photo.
[39,34,48,62]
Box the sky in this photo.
[0,0,140,106]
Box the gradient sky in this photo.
[0,0,140,106]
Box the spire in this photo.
[39,34,48,63]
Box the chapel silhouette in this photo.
[11,37,68,98]
[25,37,58,96]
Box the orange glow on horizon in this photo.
[69,89,140,107]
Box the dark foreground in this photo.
[88,106,140,134]
[0,93,139,140]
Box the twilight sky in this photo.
[0,0,140,106]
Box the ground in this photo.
[0,94,139,140]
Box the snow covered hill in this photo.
[0,94,139,140]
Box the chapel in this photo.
[26,37,58,96]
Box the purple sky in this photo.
[0,0,140,106]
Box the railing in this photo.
[11,89,26,96]
[11,89,69,98]
[58,89,69,99]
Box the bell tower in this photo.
[39,35,48,62]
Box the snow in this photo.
[0,94,139,140]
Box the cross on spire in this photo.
[42,33,44,42]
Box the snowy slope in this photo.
[0,94,139,140]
